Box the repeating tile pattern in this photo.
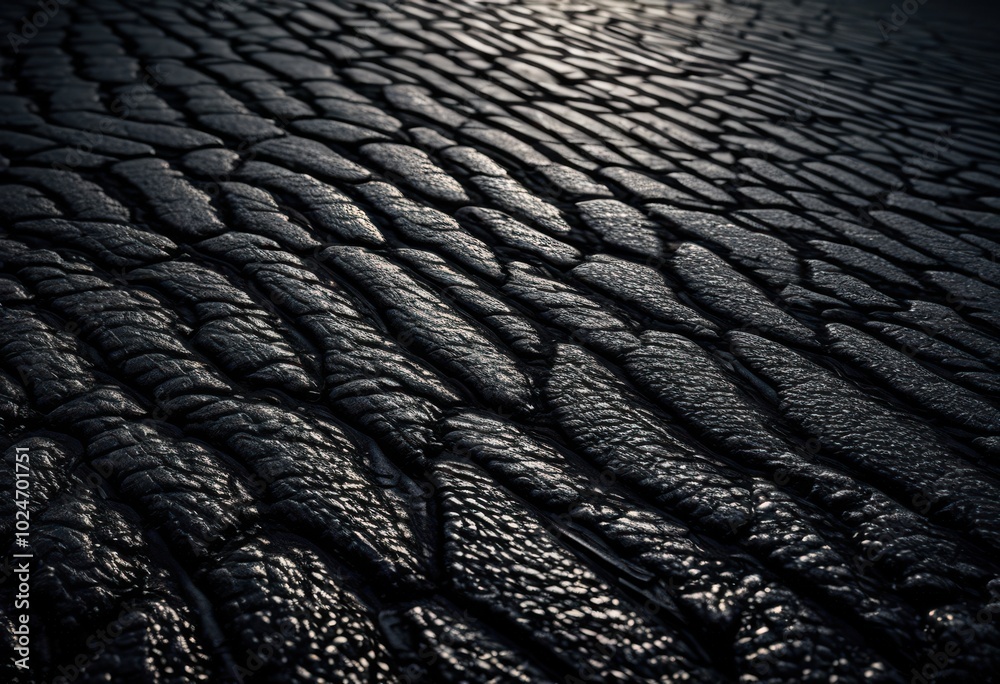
[1,0,999,681]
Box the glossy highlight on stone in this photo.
[0,0,999,682]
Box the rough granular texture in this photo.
[0,0,999,682]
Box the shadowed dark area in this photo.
[0,0,999,682]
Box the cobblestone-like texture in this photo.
[1,0,999,682]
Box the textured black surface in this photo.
[1,0,999,682]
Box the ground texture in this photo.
[1,0,999,682]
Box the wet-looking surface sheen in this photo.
[0,0,999,682]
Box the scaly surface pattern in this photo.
[0,0,999,682]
